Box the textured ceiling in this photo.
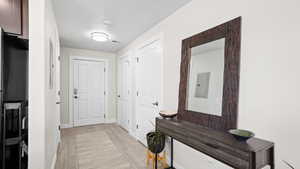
[53,0,191,52]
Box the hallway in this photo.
[55,124,165,169]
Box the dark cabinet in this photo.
[0,0,28,39]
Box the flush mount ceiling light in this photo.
[91,32,110,42]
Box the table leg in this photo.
[270,146,275,169]
[155,153,158,169]
[165,137,175,169]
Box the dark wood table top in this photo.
[156,117,274,153]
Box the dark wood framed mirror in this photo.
[178,17,241,131]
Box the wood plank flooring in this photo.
[55,124,165,169]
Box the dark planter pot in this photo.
[147,131,165,154]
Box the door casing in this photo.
[69,56,108,127]
[117,53,132,132]
[133,34,164,143]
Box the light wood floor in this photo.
[55,124,165,169]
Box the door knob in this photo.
[152,102,159,106]
[74,96,78,99]
[118,95,121,98]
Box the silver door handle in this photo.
[56,102,61,104]
[152,102,159,106]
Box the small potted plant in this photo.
[146,121,165,154]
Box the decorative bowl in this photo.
[159,110,177,118]
[228,129,255,141]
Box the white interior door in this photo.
[73,59,106,126]
[117,61,122,125]
[117,57,131,131]
[55,44,61,142]
[136,39,162,145]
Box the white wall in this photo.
[29,0,61,169]
[60,47,117,126]
[29,0,46,168]
[45,0,61,168]
[119,0,300,168]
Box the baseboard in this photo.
[50,151,57,169]
[74,118,105,126]
[61,119,116,128]
[166,157,186,169]
[60,123,73,128]
[129,129,136,138]
[105,118,117,124]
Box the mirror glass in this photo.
[187,38,225,116]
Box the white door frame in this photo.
[69,56,109,127]
[117,52,132,131]
[133,33,164,140]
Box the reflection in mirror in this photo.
[187,38,225,116]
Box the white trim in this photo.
[74,119,104,127]
[69,56,109,127]
[117,58,121,125]
[135,33,164,51]
[50,151,57,169]
[119,50,132,59]
[60,123,73,129]
[128,52,135,137]
[105,118,117,124]
[61,119,117,127]
[117,52,133,133]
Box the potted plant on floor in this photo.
[146,121,165,154]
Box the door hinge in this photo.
[136,124,139,129]
[104,91,106,95]
[104,114,106,119]
[136,91,139,96]
[104,68,106,72]
[58,125,61,130]
[136,57,139,63]
[58,56,61,61]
